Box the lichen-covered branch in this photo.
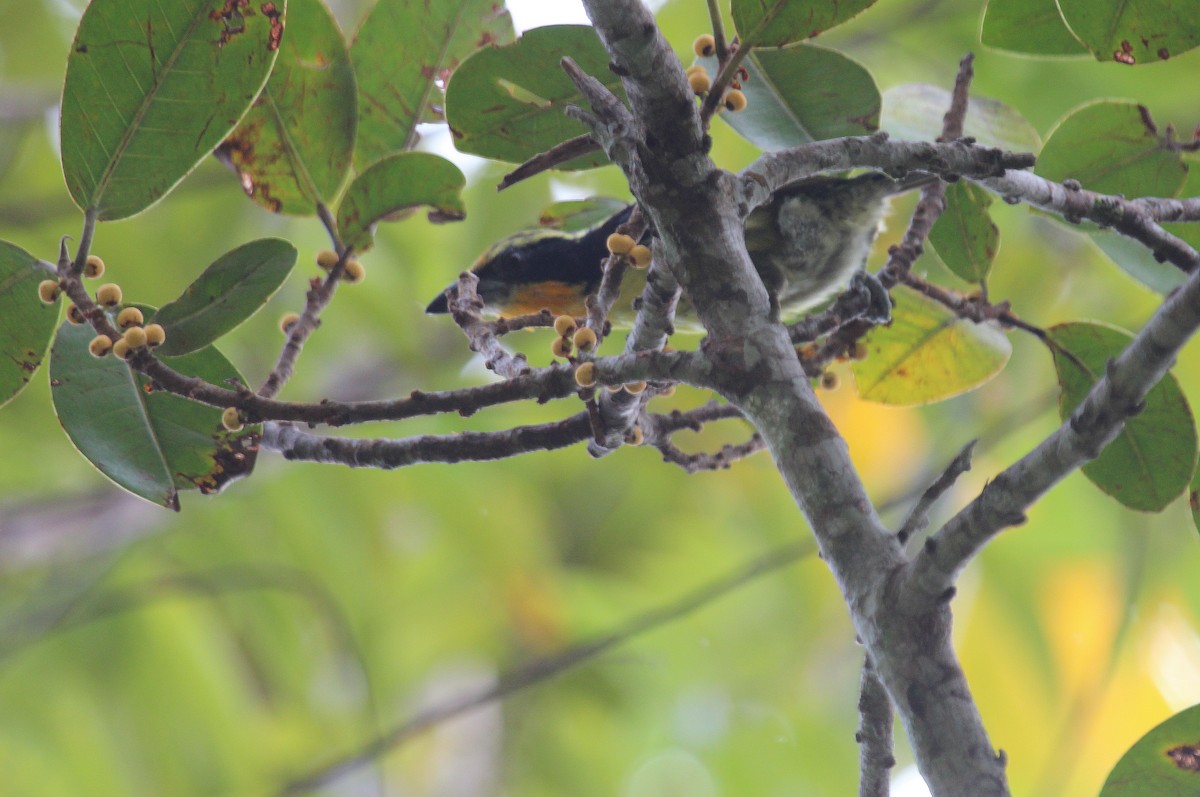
[259,203,350,399]
[447,271,535,379]
[585,239,682,457]
[577,2,1009,794]
[981,170,1200,273]
[263,414,594,467]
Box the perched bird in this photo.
[426,171,937,328]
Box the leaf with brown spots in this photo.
[350,0,514,169]
[1038,101,1188,199]
[444,25,619,169]
[0,240,58,408]
[1102,703,1200,795]
[1057,0,1200,65]
[50,307,259,510]
[218,0,355,216]
[61,0,283,220]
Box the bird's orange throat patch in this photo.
[502,281,589,317]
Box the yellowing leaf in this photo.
[851,287,1011,405]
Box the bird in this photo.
[426,171,937,329]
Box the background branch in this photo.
[277,537,816,795]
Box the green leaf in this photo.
[152,239,298,356]
[351,0,514,168]
[1089,230,1187,295]
[1057,0,1200,65]
[539,197,630,233]
[928,181,1000,283]
[1101,702,1200,795]
[979,0,1089,56]
[851,287,1011,406]
[445,25,620,169]
[1047,322,1197,512]
[1037,102,1188,197]
[731,0,878,47]
[336,152,466,253]
[60,0,284,221]
[881,85,1042,153]
[217,0,354,216]
[0,241,59,408]
[695,43,879,149]
[50,309,259,510]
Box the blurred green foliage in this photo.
[1,1,1200,796]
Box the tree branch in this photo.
[896,440,977,545]
[262,414,594,467]
[498,134,601,191]
[577,2,1008,794]
[573,3,1022,792]
[908,232,1200,599]
[857,659,895,797]
[738,136,1034,218]
[981,170,1200,273]
[585,231,682,457]
[258,204,350,399]
[585,204,648,339]
[448,272,535,379]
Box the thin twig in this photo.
[939,54,975,142]
[654,432,765,473]
[258,202,350,398]
[587,205,648,339]
[498,134,601,191]
[897,440,977,545]
[487,310,558,335]
[856,659,895,797]
[898,271,1048,341]
[643,400,745,436]
[448,272,534,380]
[586,248,682,456]
[263,413,593,468]
[699,44,750,125]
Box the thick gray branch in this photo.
[579,2,1008,794]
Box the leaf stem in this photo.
[70,207,98,276]
[704,0,729,59]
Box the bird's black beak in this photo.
[426,291,450,314]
